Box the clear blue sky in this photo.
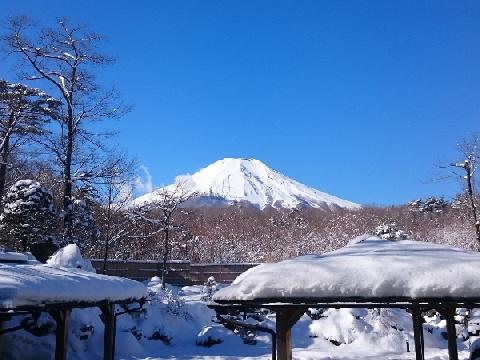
[1,1,479,205]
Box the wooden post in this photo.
[411,308,424,360]
[53,309,71,360]
[0,318,4,359]
[101,302,116,360]
[443,308,458,360]
[275,307,305,360]
[276,313,292,360]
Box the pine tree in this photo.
[0,180,56,252]
[0,80,59,203]
[409,197,449,214]
[374,223,407,240]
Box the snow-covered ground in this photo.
[2,278,474,360]
[2,240,478,359]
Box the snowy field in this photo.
[2,239,478,360]
[3,279,473,360]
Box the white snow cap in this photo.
[214,236,480,302]
[136,158,360,210]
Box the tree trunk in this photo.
[62,105,74,244]
[465,161,480,246]
[0,111,14,207]
[161,226,169,289]
[0,132,11,207]
[102,186,113,274]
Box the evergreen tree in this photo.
[374,223,407,240]
[409,197,449,214]
[0,79,59,203]
[0,180,56,252]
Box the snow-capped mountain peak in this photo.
[135,158,360,210]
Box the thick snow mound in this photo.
[214,236,480,301]
[47,244,95,272]
[135,158,360,210]
[0,249,28,263]
[0,263,146,308]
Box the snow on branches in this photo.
[0,179,56,251]
[374,223,407,241]
[408,197,449,214]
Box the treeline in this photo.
[83,196,476,264]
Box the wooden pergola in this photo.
[0,252,146,360]
[208,237,480,360]
[0,297,144,360]
[210,296,478,360]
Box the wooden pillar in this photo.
[53,309,71,360]
[0,318,4,359]
[275,308,305,360]
[411,308,424,360]
[276,313,292,360]
[443,308,458,360]
[101,302,116,360]
[102,303,116,360]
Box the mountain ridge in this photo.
[135,158,360,210]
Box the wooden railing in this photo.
[89,259,259,285]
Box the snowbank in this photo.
[0,263,146,308]
[214,236,480,301]
[47,244,95,272]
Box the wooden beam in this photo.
[275,307,305,360]
[411,308,424,360]
[442,308,458,360]
[101,302,116,360]
[53,309,71,360]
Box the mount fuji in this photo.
[135,158,360,210]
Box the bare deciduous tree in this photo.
[130,181,196,288]
[3,16,128,243]
[451,136,480,246]
[95,154,137,274]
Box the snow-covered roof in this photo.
[0,263,147,308]
[0,250,28,263]
[213,236,480,303]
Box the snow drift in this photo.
[46,244,95,272]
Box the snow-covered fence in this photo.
[89,259,259,285]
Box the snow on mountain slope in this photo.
[135,158,360,210]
